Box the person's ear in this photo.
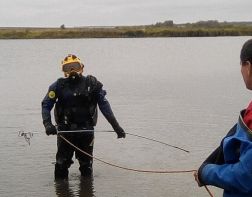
[247,61,252,76]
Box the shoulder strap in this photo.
[86,75,103,93]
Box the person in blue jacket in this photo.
[194,39,252,197]
[42,54,125,179]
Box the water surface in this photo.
[0,37,251,196]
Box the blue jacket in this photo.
[199,110,252,197]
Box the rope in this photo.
[18,131,212,196]
[18,130,189,152]
[58,134,214,196]
[125,132,189,153]
[204,186,214,197]
[58,130,190,153]
[59,134,193,174]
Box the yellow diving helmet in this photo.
[61,54,84,77]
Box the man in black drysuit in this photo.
[41,54,125,179]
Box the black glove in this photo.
[44,122,57,136]
[115,125,126,138]
[106,116,126,138]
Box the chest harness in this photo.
[54,76,98,128]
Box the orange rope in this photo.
[58,134,214,196]
[59,134,194,173]
[204,186,214,197]
[125,132,189,153]
[58,130,190,153]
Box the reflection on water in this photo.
[55,176,95,197]
[79,176,95,197]
[55,179,74,197]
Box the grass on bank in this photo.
[0,24,252,39]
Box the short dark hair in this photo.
[240,39,252,64]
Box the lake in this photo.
[0,37,251,197]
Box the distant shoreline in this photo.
[1,20,252,39]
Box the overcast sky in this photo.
[1,0,252,27]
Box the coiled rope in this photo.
[58,134,214,196]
